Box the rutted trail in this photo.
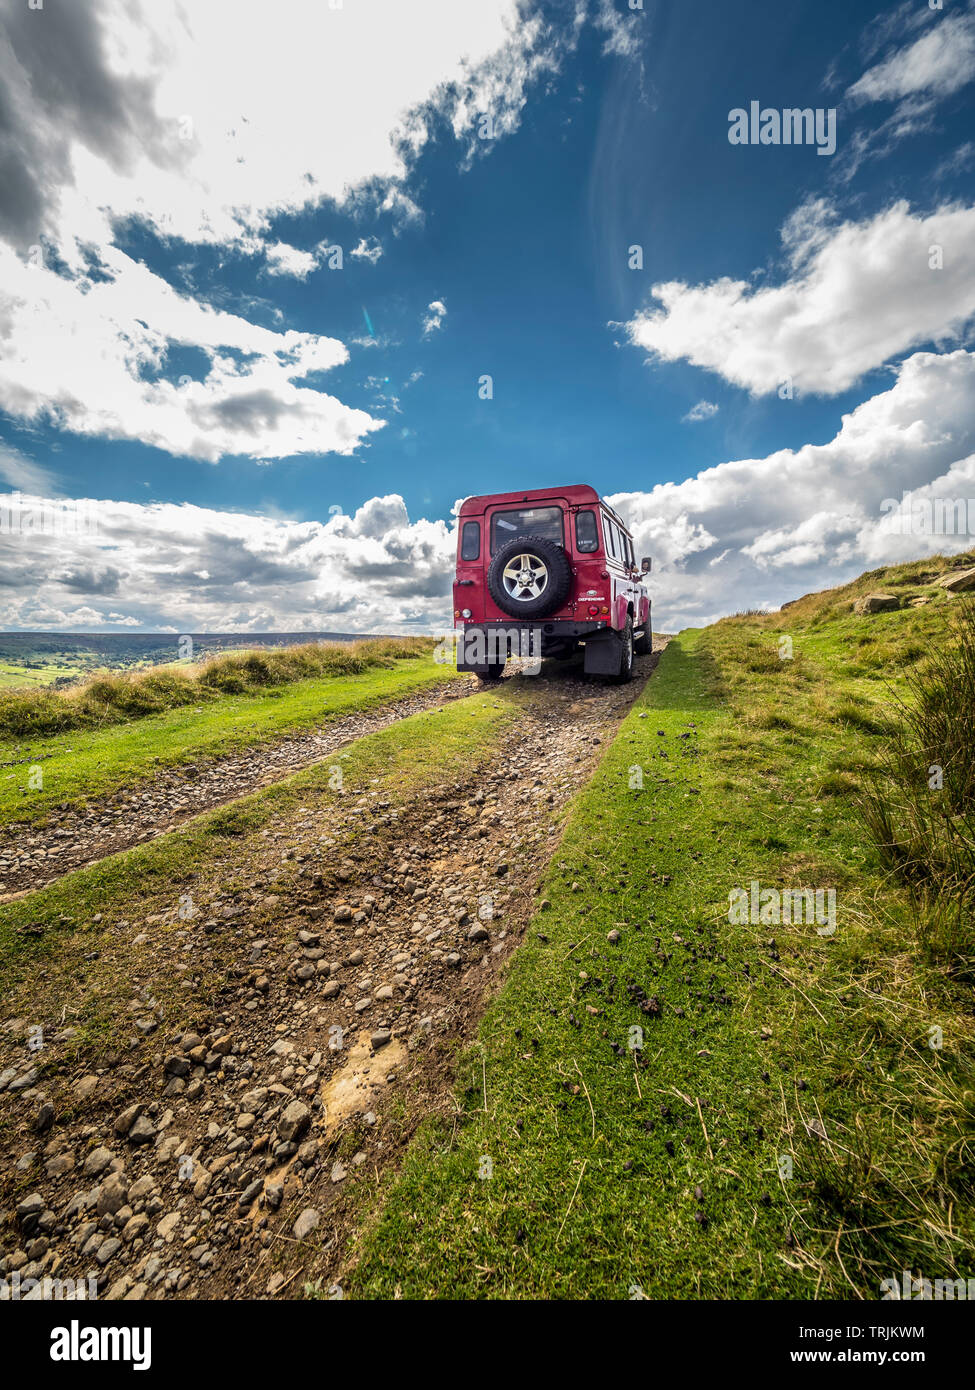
[0,647,664,1302]
[0,676,479,899]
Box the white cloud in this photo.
[594,0,642,58]
[349,237,384,265]
[934,141,975,179]
[0,442,61,494]
[0,241,382,461]
[442,10,568,166]
[0,491,455,633]
[63,607,106,626]
[682,400,719,423]
[608,349,975,627]
[0,0,555,254]
[848,10,975,104]
[264,242,319,279]
[624,200,975,396]
[422,299,447,337]
[834,9,975,174]
[0,0,572,462]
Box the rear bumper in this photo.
[455,620,606,672]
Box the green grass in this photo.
[344,579,975,1299]
[0,660,97,689]
[0,656,457,828]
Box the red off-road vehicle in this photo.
[453,484,651,682]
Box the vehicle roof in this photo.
[458,484,631,536]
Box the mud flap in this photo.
[583,629,622,676]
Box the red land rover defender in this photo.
[452,484,651,683]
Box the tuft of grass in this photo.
[816,772,857,797]
[856,598,975,974]
[829,700,889,736]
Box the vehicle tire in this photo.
[611,617,635,683]
[476,663,505,682]
[486,535,572,619]
[634,615,652,655]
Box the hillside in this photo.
[0,554,972,1302]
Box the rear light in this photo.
[599,606,609,615]
[454,610,460,619]
[461,608,472,619]
[587,604,599,615]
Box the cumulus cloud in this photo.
[0,0,558,254]
[624,200,975,396]
[0,240,382,461]
[0,0,179,252]
[0,491,455,633]
[608,349,975,627]
[422,299,447,337]
[5,351,975,634]
[263,242,319,279]
[0,0,575,463]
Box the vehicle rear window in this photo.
[575,509,599,553]
[460,520,480,561]
[490,505,564,554]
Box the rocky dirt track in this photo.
[0,648,663,1301]
[0,677,479,899]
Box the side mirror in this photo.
[640,557,652,573]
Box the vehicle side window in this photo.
[603,514,616,558]
[575,510,599,553]
[460,520,480,561]
[624,532,633,566]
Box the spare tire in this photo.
[487,534,572,618]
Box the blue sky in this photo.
[1,0,974,631]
